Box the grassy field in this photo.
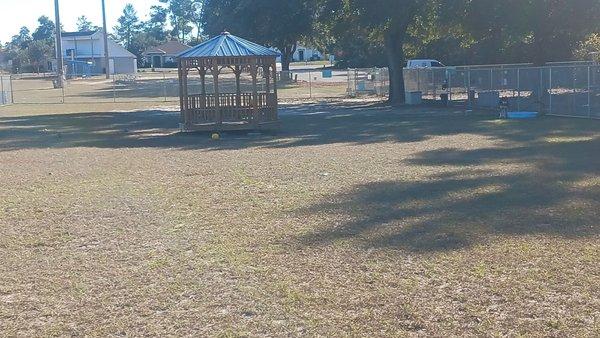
[0,102,598,336]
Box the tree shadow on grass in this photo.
[0,101,598,153]
[296,133,599,253]
[0,102,475,151]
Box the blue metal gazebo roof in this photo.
[178,32,280,58]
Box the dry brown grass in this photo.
[0,101,598,336]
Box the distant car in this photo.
[406,59,446,69]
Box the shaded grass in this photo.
[0,102,598,336]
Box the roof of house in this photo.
[60,31,137,59]
[178,32,279,58]
[144,40,191,56]
[61,31,98,38]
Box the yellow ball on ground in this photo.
[211,133,220,140]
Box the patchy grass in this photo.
[0,102,598,336]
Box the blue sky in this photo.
[0,0,161,43]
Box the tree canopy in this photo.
[32,16,55,41]
[202,0,317,71]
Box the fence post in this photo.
[467,68,471,109]
[0,76,4,105]
[572,67,577,116]
[539,68,543,111]
[61,79,65,104]
[10,75,14,104]
[490,68,493,91]
[354,69,357,96]
[549,67,553,114]
[347,68,350,97]
[588,66,592,118]
[432,69,436,98]
[163,71,167,102]
[113,76,116,103]
[448,70,452,102]
[309,70,312,99]
[517,68,521,111]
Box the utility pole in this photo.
[54,0,64,88]
[101,0,110,79]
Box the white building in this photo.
[293,46,324,62]
[275,45,325,63]
[60,30,137,75]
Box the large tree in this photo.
[143,5,169,42]
[313,6,386,68]
[202,0,317,71]
[114,4,141,51]
[159,0,194,42]
[444,0,600,65]
[76,16,99,32]
[575,34,600,61]
[525,0,600,65]
[32,16,56,41]
[27,40,54,73]
[322,0,428,104]
[11,27,32,50]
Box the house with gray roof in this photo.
[143,40,191,68]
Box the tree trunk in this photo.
[280,43,297,71]
[531,1,548,66]
[532,31,548,66]
[384,29,407,106]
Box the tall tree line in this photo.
[2,16,56,73]
[2,0,599,103]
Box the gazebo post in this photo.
[198,66,207,109]
[264,64,271,94]
[250,59,259,127]
[178,59,185,125]
[272,60,278,98]
[181,61,190,126]
[234,65,242,107]
[272,60,278,119]
[211,59,221,125]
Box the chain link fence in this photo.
[347,68,389,97]
[404,63,600,119]
[0,75,12,105]
[4,67,356,106]
[10,63,597,119]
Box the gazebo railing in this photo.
[186,92,277,125]
[189,92,274,109]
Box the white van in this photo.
[406,59,446,69]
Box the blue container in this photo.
[322,69,333,78]
[507,111,539,119]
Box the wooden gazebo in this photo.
[177,32,280,132]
